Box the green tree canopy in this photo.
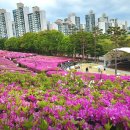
[19,32,38,52]
[70,31,94,60]
[4,37,20,51]
[38,30,64,55]
[107,27,127,48]
[0,38,7,50]
[58,36,73,56]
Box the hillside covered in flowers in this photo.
[0,50,130,130]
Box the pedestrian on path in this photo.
[86,67,89,72]
[98,67,101,73]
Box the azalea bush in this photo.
[0,57,32,73]
[16,55,72,72]
[0,50,72,72]
[0,72,130,130]
[0,50,35,59]
[0,50,130,130]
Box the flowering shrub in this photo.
[16,55,72,72]
[0,50,9,57]
[0,50,130,129]
[0,50,35,73]
[0,72,130,130]
[0,58,31,73]
[0,50,71,73]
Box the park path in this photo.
[79,63,130,76]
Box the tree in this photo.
[19,32,38,52]
[126,36,130,47]
[98,38,114,54]
[4,37,20,51]
[70,31,93,60]
[0,38,7,50]
[107,26,127,75]
[92,26,102,62]
[58,36,73,56]
[107,27,127,47]
[69,33,78,60]
[38,30,64,56]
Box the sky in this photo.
[0,0,130,25]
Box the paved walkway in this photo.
[79,63,130,76]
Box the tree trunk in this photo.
[115,49,117,75]
[73,48,76,61]
[94,36,96,63]
[82,43,85,60]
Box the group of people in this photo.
[85,65,106,73]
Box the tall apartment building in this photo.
[98,14,128,33]
[98,13,109,33]
[85,10,95,32]
[12,21,16,37]
[13,3,30,37]
[55,13,81,35]
[0,9,13,38]
[28,6,47,32]
[55,18,76,35]
[75,16,80,30]
[109,19,118,27]
[68,13,80,30]
[55,19,63,32]
[127,27,130,33]
[117,21,127,30]
[80,24,86,31]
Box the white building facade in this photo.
[68,13,80,30]
[55,13,81,35]
[13,3,30,37]
[117,21,127,30]
[0,9,13,38]
[28,6,47,32]
[98,14,128,34]
[98,14,109,33]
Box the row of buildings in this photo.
[0,3,129,38]
[0,3,47,38]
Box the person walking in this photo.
[98,67,101,73]
[86,67,89,72]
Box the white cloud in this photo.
[0,0,130,24]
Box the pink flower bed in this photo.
[0,79,130,129]
[0,50,9,57]
[0,57,31,73]
[0,50,35,59]
[47,71,130,82]
[0,50,72,73]
[16,56,72,72]
[0,50,130,129]
[5,52,35,59]
[1,50,130,82]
